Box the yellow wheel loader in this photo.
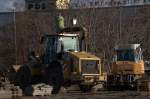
[40,27,106,92]
[10,26,106,94]
[10,15,106,94]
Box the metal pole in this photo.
[119,6,122,43]
[14,9,17,65]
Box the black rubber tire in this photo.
[79,84,92,92]
[46,61,64,94]
[8,66,17,84]
[63,80,71,87]
[16,64,31,91]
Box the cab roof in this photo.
[41,27,84,43]
[59,27,83,33]
[115,44,140,50]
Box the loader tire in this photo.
[79,84,92,92]
[16,64,31,91]
[46,61,64,94]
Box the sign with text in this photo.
[26,0,56,11]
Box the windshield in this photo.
[117,50,135,61]
[58,36,79,52]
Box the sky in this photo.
[0,0,25,12]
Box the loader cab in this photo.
[41,34,79,64]
[113,44,143,62]
[41,27,86,64]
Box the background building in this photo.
[69,0,150,9]
[25,0,70,10]
[25,0,56,11]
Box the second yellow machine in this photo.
[107,44,145,90]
